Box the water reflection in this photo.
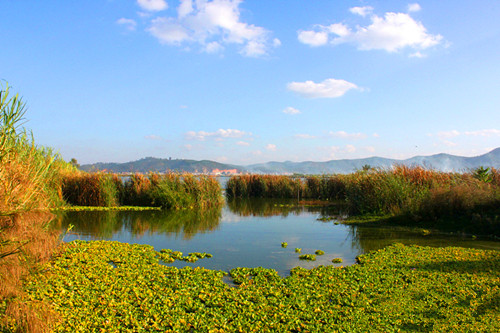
[226,198,346,218]
[53,206,222,240]
[55,199,499,275]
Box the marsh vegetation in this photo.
[1,84,499,332]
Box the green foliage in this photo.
[20,241,499,332]
[332,257,343,263]
[298,254,316,261]
[315,250,325,255]
[281,242,288,248]
[159,249,213,263]
[473,166,493,183]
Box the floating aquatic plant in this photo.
[332,258,343,263]
[281,242,288,248]
[315,250,325,255]
[295,248,302,253]
[299,254,316,261]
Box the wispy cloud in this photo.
[436,129,500,139]
[464,129,500,137]
[283,106,301,115]
[265,144,277,151]
[436,130,460,138]
[408,3,422,13]
[137,0,168,12]
[236,141,250,146]
[185,128,250,141]
[329,131,367,139]
[349,6,373,17]
[298,4,443,55]
[287,78,359,98]
[147,0,279,57]
[116,18,137,31]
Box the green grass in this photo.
[15,241,500,332]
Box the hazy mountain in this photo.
[81,148,500,174]
[80,157,243,173]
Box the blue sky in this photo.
[1,0,499,165]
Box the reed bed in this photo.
[61,172,223,209]
[226,167,500,235]
[0,84,69,214]
[1,84,73,332]
[61,172,121,207]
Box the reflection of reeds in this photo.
[57,206,223,240]
[0,213,59,332]
[226,168,500,235]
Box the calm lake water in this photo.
[53,198,500,276]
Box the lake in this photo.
[53,198,500,276]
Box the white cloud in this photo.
[265,144,277,151]
[464,129,500,137]
[442,140,457,147]
[298,5,443,55]
[205,41,224,53]
[116,18,137,31]
[409,51,426,58]
[437,130,460,138]
[147,0,277,57]
[185,128,250,141]
[149,18,191,44]
[137,0,168,12]
[287,78,359,98]
[408,3,422,12]
[330,131,367,139]
[349,6,373,17]
[283,106,301,115]
[236,141,250,146]
[345,144,356,153]
[297,30,328,47]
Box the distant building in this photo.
[211,169,239,176]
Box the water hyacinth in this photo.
[19,241,499,332]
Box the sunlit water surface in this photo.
[54,198,499,276]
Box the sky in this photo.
[1,0,499,165]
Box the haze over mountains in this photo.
[81,148,500,174]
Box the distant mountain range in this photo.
[81,147,500,174]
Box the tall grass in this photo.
[225,167,500,235]
[1,83,66,332]
[121,173,223,209]
[62,172,121,207]
[0,83,68,214]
